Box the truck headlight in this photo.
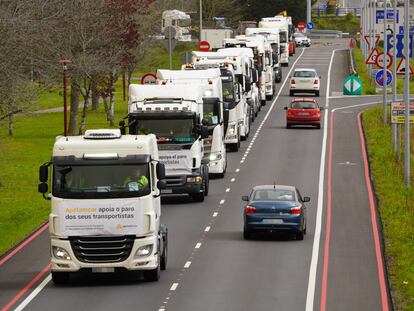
[135,244,153,257]
[187,176,202,184]
[209,153,222,161]
[52,246,71,260]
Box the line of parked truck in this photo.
[38,14,298,284]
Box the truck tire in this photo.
[261,100,266,106]
[203,170,209,196]
[192,192,205,202]
[143,254,160,281]
[160,229,168,271]
[266,94,273,100]
[51,271,69,285]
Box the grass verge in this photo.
[363,105,414,310]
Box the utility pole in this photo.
[383,0,388,125]
[404,0,410,186]
[59,59,71,137]
[307,0,312,24]
[392,0,398,153]
[199,0,203,41]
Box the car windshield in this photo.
[291,101,318,109]
[293,71,316,78]
[137,118,195,143]
[253,189,296,201]
[53,164,150,199]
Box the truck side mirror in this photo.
[38,182,50,200]
[119,119,126,135]
[200,125,209,139]
[244,77,251,93]
[157,180,167,190]
[156,163,166,180]
[39,165,49,182]
[202,118,212,126]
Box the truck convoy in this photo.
[125,84,210,202]
[38,129,168,284]
[156,68,227,177]
[161,10,192,41]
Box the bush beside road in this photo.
[363,106,414,310]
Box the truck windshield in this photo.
[177,19,191,27]
[222,79,235,102]
[137,118,195,143]
[53,164,151,199]
[203,101,220,125]
[280,32,287,43]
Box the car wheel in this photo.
[296,230,304,240]
[286,124,291,129]
[160,228,168,271]
[289,90,294,96]
[316,124,321,129]
[315,91,320,97]
[52,272,70,285]
[243,229,254,240]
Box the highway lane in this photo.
[0,40,391,311]
[0,45,304,310]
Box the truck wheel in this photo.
[192,192,205,202]
[229,143,239,152]
[160,230,168,271]
[143,254,160,281]
[203,171,209,196]
[266,94,273,100]
[51,272,69,285]
[261,100,266,106]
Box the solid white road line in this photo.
[14,274,52,311]
[305,49,336,311]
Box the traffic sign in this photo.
[306,22,314,30]
[396,56,414,75]
[343,75,362,95]
[376,9,399,24]
[141,73,157,85]
[366,48,379,65]
[297,22,305,31]
[386,34,413,58]
[375,52,393,69]
[391,101,414,124]
[375,69,393,87]
[364,35,380,47]
[199,40,211,52]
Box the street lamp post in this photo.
[59,59,71,137]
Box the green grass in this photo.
[313,14,360,34]
[0,41,197,256]
[363,106,414,310]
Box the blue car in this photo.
[242,185,310,240]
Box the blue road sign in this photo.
[387,34,413,58]
[376,10,399,24]
[306,22,315,30]
[375,69,393,87]
[319,1,327,9]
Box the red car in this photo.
[284,98,323,129]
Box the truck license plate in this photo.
[92,267,115,273]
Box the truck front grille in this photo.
[165,175,186,187]
[70,236,134,263]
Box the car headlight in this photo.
[187,176,202,184]
[52,246,71,260]
[135,244,153,257]
[209,153,222,161]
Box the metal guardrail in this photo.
[307,29,343,38]
[312,7,361,17]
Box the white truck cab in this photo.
[156,68,227,177]
[38,129,168,284]
[161,10,191,41]
[259,18,289,67]
[125,84,210,202]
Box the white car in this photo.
[294,33,311,47]
[289,68,320,97]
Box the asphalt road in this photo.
[0,39,391,311]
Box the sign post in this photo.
[164,26,177,70]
